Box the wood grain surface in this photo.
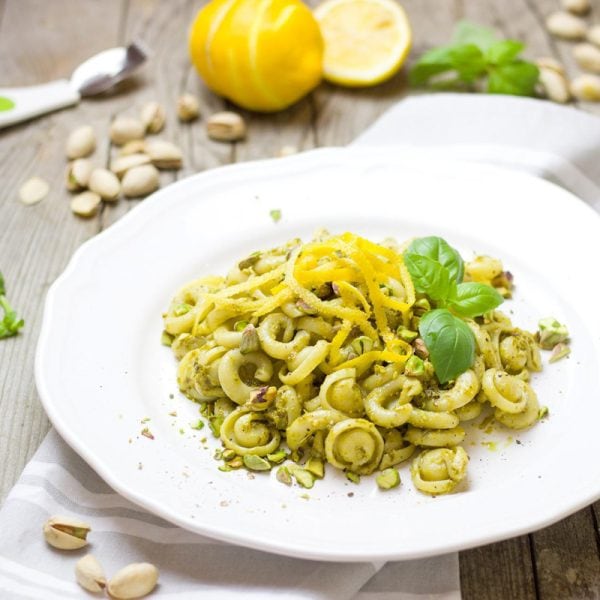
[1,1,599,598]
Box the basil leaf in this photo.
[446,45,487,82]
[452,20,498,51]
[418,309,475,383]
[487,61,539,96]
[409,46,455,86]
[403,254,454,301]
[449,282,504,317]
[406,236,464,283]
[409,44,487,86]
[485,40,524,65]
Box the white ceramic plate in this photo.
[36,147,600,562]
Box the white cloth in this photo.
[3,93,600,599]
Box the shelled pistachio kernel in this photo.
[345,471,360,484]
[110,116,145,146]
[43,515,91,550]
[276,466,293,485]
[140,101,166,134]
[546,11,587,40]
[243,455,272,471]
[89,168,121,201]
[107,563,159,600]
[110,153,151,178]
[177,93,200,121]
[290,466,315,488]
[376,468,401,490]
[66,125,96,159]
[75,554,106,593]
[19,176,49,205]
[305,457,324,479]
[206,111,246,142]
[122,164,160,198]
[70,191,102,218]
[65,158,93,191]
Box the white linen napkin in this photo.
[3,93,600,599]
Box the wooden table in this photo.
[1,1,599,597]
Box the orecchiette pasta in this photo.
[164,232,552,496]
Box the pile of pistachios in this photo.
[18,93,250,215]
[542,0,600,101]
[43,515,159,598]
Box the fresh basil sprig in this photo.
[409,21,539,97]
[0,271,24,339]
[404,236,503,382]
[418,309,475,384]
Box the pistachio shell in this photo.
[43,515,91,550]
[70,191,102,218]
[561,0,590,15]
[110,117,146,146]
[122,164,160,198]
[177,93,200,122]
[107,563,159,599]
[119,140,148,156]
[110,153,151,178]
[75,554,106,592]
[277,145,298,157]
[206,111,246,142]
[66,158,93,191]
[89,168,121,201]
[570,74,600,100]
[19,176,49,205]
[140,101,166,134]
[538,68,571,103]
[546,11,587,40]
[66,125,96,159]
[145,139,183,169]
[535,57,566,76]
[573,43,600,73]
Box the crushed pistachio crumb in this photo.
[243,455,272,471]
[276,466,292,485]
[190,419,205,430]
[376,468,401,490]
[269,209,282,223]
[141,427,154,440]
[345,471,360,484]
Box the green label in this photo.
[0,96,15,111]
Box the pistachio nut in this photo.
[66,125,96,159]
[75,554,106,593]
[43,515,91,550]
[66,158,93,191]
[19,176,49,205]
[110,116,146,146]
[140,101,166,134]
[573,43,600,73]
[122,164,160,198]
[537,67,571,103]
[562,0,590,15]
[545,11,587,40]
[243,455,272,471]
[119,139,147,156]
[107,562,159,599]
[206,111,246,142]
[177,93,200,122]
[145,139,183,169]
[70,191,102,218]
[588,24,600,48]
[276,465,292,485]
[570,73,600,101]
[110,153,151,178]
[376,467,401,490]
[89,168,121,201]
[535,57,566,76]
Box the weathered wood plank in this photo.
[532,508,600,599]
[460,536,537,600]
[0,0,126,502]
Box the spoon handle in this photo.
[0,79,80,130]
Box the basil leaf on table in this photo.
[451,20,498,51]
[406,236,464,283]
[418,309,476,384]
[403,253,455,302]
[485,40,525,65]
[487,61,539,96]
[449,282,504,318]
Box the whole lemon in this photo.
[189,0,324,112]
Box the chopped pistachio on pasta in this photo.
[163,232,555,496]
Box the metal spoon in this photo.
[0,42,148,130]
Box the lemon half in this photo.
[314,0,412,87]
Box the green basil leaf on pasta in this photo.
[403,254,454,301]
[418,309,475,383]
[406,236,464,283]
[449,282,504,317]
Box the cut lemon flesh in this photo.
[314,0,412,87]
